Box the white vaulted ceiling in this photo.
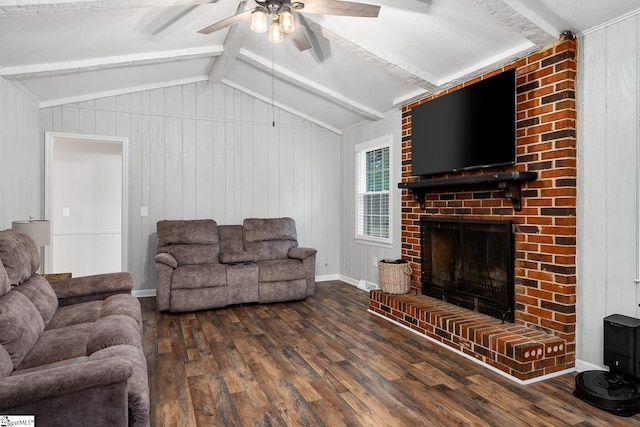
[1,0,639,133]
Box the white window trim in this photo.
[355,134,393,247]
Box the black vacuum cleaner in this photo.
[573,314,640,416]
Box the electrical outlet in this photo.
[373,256,378,267]
[140,206,148,217]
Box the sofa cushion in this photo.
[47,301,103,330]
[157,220,220,265]
[161,244,218,266]
[19,313,142,371]
[172,264,226,289]
[18,323,92,370]
[171,287,228,312]
[12,354,90,375]
[14,275,58,326]
[227,263,259,305]
[0,291,45,369]
[243,218,299,262]
[46,293,142,331]
[243,218,297,242]
[245,240,298,262]
[87,315,142,355]
[259,279,307,304]
[99,294,143,327]
[0,345,12,377]
[0,230,40,287]
[157,219,218,246]
[257,259,305,282]
[0,258,10,296]
[219,225,249,261]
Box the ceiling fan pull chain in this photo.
[272,42,276,127]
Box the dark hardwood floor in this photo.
[142,281,639,426]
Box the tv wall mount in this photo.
[398,171,537,211]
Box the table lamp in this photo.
[12,217,51,273]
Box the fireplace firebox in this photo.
[421,218,514,322]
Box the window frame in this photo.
[354,134,393,247]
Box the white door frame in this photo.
[44,131,129,274]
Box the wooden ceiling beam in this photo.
[206,1,249,82]
[470,0,559,45]
[0,1,215,15]
[0,46,223,79]
[393,0,558,107]
[238,49,384,121]
[302,17,439,94]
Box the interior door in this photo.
[45,132,129,276]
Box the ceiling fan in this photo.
[198,0,380,51]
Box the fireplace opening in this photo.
[421,218,514,322]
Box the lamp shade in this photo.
[250,8,267,33]
[279,8,295,33]
[12,220,51,246]
[268,19,284,43]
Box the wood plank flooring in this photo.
[142,280,640,426]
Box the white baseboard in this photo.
[316,274,341,282]
[338,275,359,287]
[575,359,605,373]
[338,275,380,293]
[356,280,379,292]
[133,289,156,298]
[317,274,380,293]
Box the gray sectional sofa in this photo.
[155,217,317,312]
[0,229,149,427]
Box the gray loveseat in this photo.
[155,217,317,312]
[0,229,149,427]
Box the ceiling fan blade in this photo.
[289,26,312,51]
[154,1,220,36]
[198,8,254,34]
[301,0,380,17]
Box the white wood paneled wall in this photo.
[578,13,640,368]
[0,79,41,229]
[340,109,402,287]
[40,81,341,291]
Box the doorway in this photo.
[44,132,129,276]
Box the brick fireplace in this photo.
[369,36,577,382]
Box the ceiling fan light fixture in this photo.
[250,7,268,33]
[268,18,284,43]
[279,7,295,34]
[266,0,280,16]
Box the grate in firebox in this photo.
[420,218,515,322]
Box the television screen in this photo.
[411,68,516,176]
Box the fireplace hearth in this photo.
[421,218,514,322]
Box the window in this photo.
[355,135,392,245]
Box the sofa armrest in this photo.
[288,247,317,260]
[0,358,133,411]
[49,272,133,307]
[155,252,178,268]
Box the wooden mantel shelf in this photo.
[397,171,538,211]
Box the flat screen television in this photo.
[411,68,516,176]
